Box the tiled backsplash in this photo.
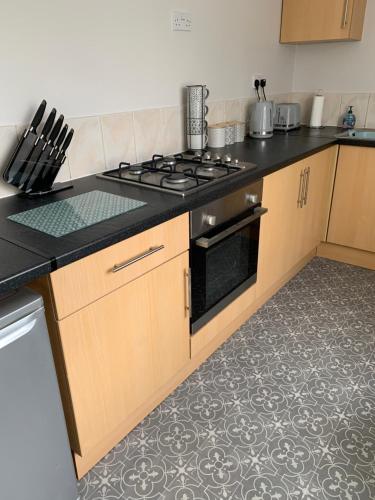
[0,91,374,199]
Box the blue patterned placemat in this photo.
[8,190,147,238]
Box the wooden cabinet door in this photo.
[58,251,190,456]
[257,160,305,297]
[257,147,337,298]
[280,0,366,43]
[301,147,338,254]
[327,146,375,252]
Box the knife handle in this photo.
[29,100,47,133]
[49,114,64,145]
[40,108,56,139]
[57,128,74,157]
[51,124,68,156]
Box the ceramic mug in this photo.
[208,124,226,148]
[188,133,208,151]
[186,85,210,119]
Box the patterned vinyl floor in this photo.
[78,257,375,500]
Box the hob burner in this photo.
[128,166,146,175]
[162,157,177,169]
[165,173,190,184]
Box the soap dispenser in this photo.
[342,106,356,129]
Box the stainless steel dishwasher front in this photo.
[0,288,78,500]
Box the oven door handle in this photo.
[195,207,268,249]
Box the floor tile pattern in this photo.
[78,257,375,499]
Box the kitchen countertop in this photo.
[0,126,368,294]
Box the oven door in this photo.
[190,206,267,334]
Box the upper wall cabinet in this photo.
[280,0,367,44]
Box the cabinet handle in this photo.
[303,167,310,206]
[112,245,165,273]
[184,268,191,317]
[297,170,305,208]
[342,0,349,28]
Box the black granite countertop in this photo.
[0,125,370,294]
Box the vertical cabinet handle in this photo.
[303,167,310,206]
[297,170,304,208]
[184,269,191,317]
[342,0,349,28]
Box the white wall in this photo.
[293,0,375,92]
[0,0,295,126]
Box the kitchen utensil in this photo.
[274,103,301,131]
[55,128,74,163]
[23,114,64,193]
[3,100,46,184]
[249,101,274,139]
[32,124,68,191]
[18,108,56,188]
[50,123,68,159]
[41,128,74,189]
[208,124,226,148]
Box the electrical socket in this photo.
[171,11,192,31]
[252,75,266,88]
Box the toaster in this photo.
[274,103,301,131]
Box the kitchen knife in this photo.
[49,123,68,160]
[55,128,74,162]
[18,108,56,189]
[29,124,69,193]
[42,128,74,190]
[22,114,64,192]
[3,100,47,184]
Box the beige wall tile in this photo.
[206,101,225,125]
[0,126,20,198]
[239,98,256,131]
[100,112,136,169]
[66,116,105,179]
[160,106,184,155]
[271,93,292,104]
[340,93,370,128]
[365,94,375,129]
[321,93,342,126]
[55,158,72,184]
[133,108,162,162]
[291,92,314,125]
[224,100,241,122]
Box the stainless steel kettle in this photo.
[249,101,274,139]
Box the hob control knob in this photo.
[233,158,239,164]
[203,214,217,226]
[224,154,232,163]
[203,151,212,161]
[246,193,259,204]
[213,153,221,162]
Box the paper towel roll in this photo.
[310,95,325,128]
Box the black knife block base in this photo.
[18,182,73,198]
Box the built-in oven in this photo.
[189,179,267,334]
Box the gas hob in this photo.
[98,152,257,196]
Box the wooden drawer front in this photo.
[50,213,189,319]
